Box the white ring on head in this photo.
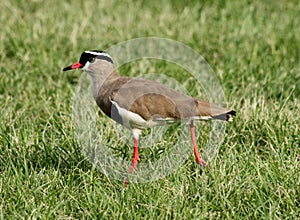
[85,50,112,59]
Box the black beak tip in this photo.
[63,65,72,71]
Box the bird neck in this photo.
[91,70,119,99]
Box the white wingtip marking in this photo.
[191,116,212,120]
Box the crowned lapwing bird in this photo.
[63,50,236,183]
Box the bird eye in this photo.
[88,57,95,63]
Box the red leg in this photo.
[129,137,140,172]
[190,120,207,167]
[124,132,140,187]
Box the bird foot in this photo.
[124,157,140,187]
[196,158,207,167]
[124,178,129,188]
[129,157,139,173]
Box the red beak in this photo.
[63,62,83,71]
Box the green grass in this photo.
[1,0,299,219]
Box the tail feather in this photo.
[212,110,236,121]
[195,100,236,121]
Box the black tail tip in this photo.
[227,110,236,121]
[228,110,236,116]
[212,110,236,121]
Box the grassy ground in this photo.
[1,0,299,219]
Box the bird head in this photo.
[63,50,114,74]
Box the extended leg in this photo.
[124,129,140,187]
[129,135,140,172]
[190,120,207,167]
